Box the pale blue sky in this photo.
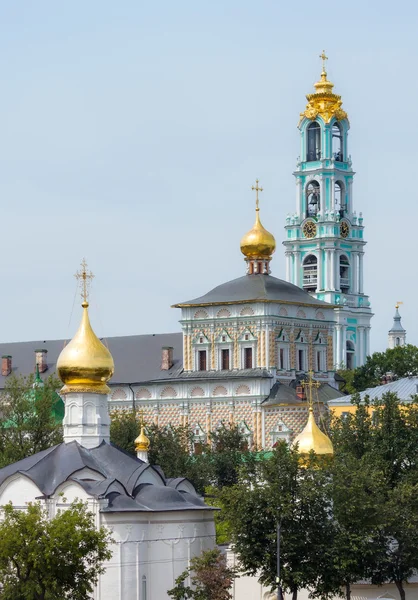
[0,0,416,353]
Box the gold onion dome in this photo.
[292,407,334,456]
[240,181,276,259]
[57,301,114,395]
[135,422,150,452]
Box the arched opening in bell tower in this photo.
[332,122,343,161]
[302,254,318,292]
[306,181,320,217]
[335,181,346,217]
[339,255,350,293]
[346,340,355,369]
[307,122,321,161]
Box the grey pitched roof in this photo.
[173,274,332,309]
[0,332,183,388]
[0,440,212,513]
[328,376,418,406]
[262,380,344,406]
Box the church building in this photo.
[283,52,373,369]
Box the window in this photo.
[199,337,203,343]
[298,349,305,371]
[316,350,321,372]
[244,347,253,369]
[332,122,343,161]
[307,122,321,161]
[306,181,320,217]
[244,334,249,341]
[222,335,226,342]
[198,350,207,371]
[339,255,350,293]
[335,181,345,217]
[346,341,355,370]
[142,576,147,600]
[279,348,284,369]
[303,254,318,292]
[396,337,400,346]
[221,349,230,370]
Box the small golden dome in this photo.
[292,407,334,456]
[135,422,150,452]
[57,301,114,395]
[240,206,276,259]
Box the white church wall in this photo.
[0,474,43,507]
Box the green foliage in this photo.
[336,368,357,394]
[349,344,418,392]
[0,374,63,467]
[109,408,138,455]
[0,500,113,600]
[168,548,236,600]
[221,442,337,599]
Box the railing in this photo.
[303,277,317,287]
[340,278,350,288]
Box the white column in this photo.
[296,178,302,214]
[358,326,364,366]
[359,254,364,293]
[294,251,300,286]
[316,247,322,292]
[330,250,336,291]
[335,325,342,368]
[63,392,110,448]
[285,252,291,282]
[319,176,324,213]
[331,176,335,212]
[352,252,358,294]
[265,324,270,369]
[341,325,347,366]
[365,327,370,358]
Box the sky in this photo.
[0,0,417,353]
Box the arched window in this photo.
[142,576,147,600]
[307,122,321,161]
[306,181,320,217]
[396,337,400,346]
[302,254,318,292]
[339,255,350,293]
[332,122,343,161]
[335,181,346,217]
[346,340,355,369]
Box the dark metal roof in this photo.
[174,274,331,308]
[262,381,344,406]
[0,441,212,513]
[0,333,183,388]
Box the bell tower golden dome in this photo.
[240,179,276,274]
[57,260,114,395]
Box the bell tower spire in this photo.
[283,53,373,369]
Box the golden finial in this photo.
[319,50,328,74]
[395,301,403,309]
[135,411,150,453]
[75,259,94,306]
[251,179,263,211]
[301,370,321,408]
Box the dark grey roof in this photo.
[0,441,213,513]
[262,380,344,406]
[0,333,183,388]
[174,274,331,308]
[389,308,406,333]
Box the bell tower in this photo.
[283,53,373,369]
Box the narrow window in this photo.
[245,334,249,341]
[317,350,321,372]
[332,122,343,161]
[307,122,321,161]
[279,348,284,369]
[244,347,253,369]
[142,576,147,600]
[396,337,400,346]
[221,349,230,370]
[298,349,304,371]
[198,350,207,371]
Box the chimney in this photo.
[1,355,12,377]
[295,385,305,400]
[161,346,174,371]
[35,349,48,373]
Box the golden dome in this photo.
[57,301,114,395]
[135,422,150,452]
[292,407,334,456]
[240,206,276,259]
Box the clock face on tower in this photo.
[303,220,317,239]
[340,222,350,238]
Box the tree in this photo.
[0,500,113,600]
[168,548,236,600]
[220,443,337,600]
[351,344,418,392]
[0,374,63,467]
[109,408,138,455]
[207,424,252,488]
